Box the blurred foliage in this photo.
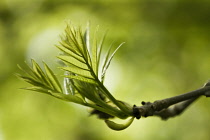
[0,0,210,139]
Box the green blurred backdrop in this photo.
[0,0,210,139]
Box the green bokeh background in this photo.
[1,0,210,139]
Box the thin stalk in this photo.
[133,86,210,119]
[97,80,133,116]
[153,86,210,111]
[84,103,128,119]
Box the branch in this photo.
[153,97,199,120]
[133,83,210,120]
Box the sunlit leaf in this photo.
[97,31,107,74]
[32,60,54,87]
[84,22,90,54]
[17,24,132,128]
[44,63,63,93]
[56,43,83,59]
[101,42,114,82]
[50,92,85,104]
[65,75,97,84]
[77,28,89,59]
[101,42,124,82]
[60,67,92,78]
[67,26,86,57]
[17,64,37,80]
[57,55,88,70]
[65,26,82,54]
[92,26,99,76]
[16,74,47,88]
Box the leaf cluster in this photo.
[17,23,135,130]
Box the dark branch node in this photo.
[133,105,141,119]
[133,82,210,120]
[141,101,146,105]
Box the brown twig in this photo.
[153,97,199,120]
[133,84,210,120]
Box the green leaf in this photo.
[84,22,90,54]
[57,55,88,70]
[22,86,51,94]
[101,42,114,82]
[65,74,97,84]
[60,67,92,78]
[44,63,63,93]
[56,44,84,61]
[91,26,99,76]
[105,117,134,131]
[51,92,85,104]
[101,42,124,82]
[77,28,88,59]
[31,59,51,85]
[117,100,133,115]
[24,62,44,81]
[17,64,37,80]
[64,25,82,54]
[16,74,47,88]
[67,27,85,57]
[97,31,107,74]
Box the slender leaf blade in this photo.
[84,22,90,55]
[97,31,107,74]
[50,92,85,104]
[44,63,63,93]
[66,26,84,55]
[56,45,85,63]
[102,42,124,81]
[57,41,82,57]
[101,42,114,82]
[65,75,97,84]
[31,59,52,86]
[57,55,88,70]
[22,86,51,94]
[92,26,99,76]
[16,74,47,88]
[60,67,92,78]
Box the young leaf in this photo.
[50,92,85,104]
[22,86,51,94]
[97,31,107,75]
[101,42,124,82]
[60,67,92,78]
[101,42,114,82]
[17,24,133,129]
[44,63,63,93]
[56,44,84,62]
[105,117,134,131]
[77,28,89,60]
[65,75,97,84]
[57,55,88,70]
[84,22,90,54]
[16,74,47,88]
[91,26,99,76]
[31,59,48,82]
